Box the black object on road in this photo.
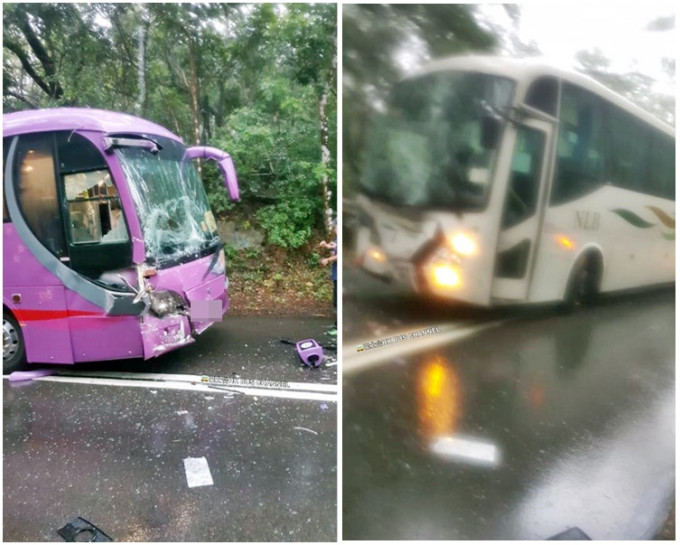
[57,517,113,542]
[548,527,591,540]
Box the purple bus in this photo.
[3,108,240,372]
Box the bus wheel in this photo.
[3,313,25,373]
[563,254,600,312]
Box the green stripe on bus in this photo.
[611,209,656,229]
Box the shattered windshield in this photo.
[361,71,515,210]
[115,136,220,266]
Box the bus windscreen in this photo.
[361,71,514,211]
[115,136,221,267]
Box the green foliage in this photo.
[257,199,315,249]
[4,3,337,249]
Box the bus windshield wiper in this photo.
[479,100,520,125]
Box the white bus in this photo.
[355,56,675,307]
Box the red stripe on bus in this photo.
[13,309,103,321]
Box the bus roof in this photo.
[3,107,182,141]
[414,55,675,137]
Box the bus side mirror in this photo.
[481,115,501,149]
[184,146,240,201]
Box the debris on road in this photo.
[57,517,112,542]
[183,456,214,488]
[293,426,319,435]
[8,369,57,382]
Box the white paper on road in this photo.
[430,435,500,466]
[183,456,214,488]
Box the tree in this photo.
[342,5,497,194]
[4,3,337,250]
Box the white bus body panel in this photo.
[529,186,675,303]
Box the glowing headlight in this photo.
[368,247,387,263]
[431,264,461,288]
[448,232,477,256]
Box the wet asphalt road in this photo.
[343,265,674,540]
[4,315,337,542]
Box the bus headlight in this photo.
[448,232,477,256]
[423,247,462,289]
[431,264,461,288]
[149,289,187,317]
[368,247,387,263]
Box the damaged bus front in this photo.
[3,108,239,371]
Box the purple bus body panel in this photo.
[3,225,62,287]
[4,225,144,363]
[65,293,144,362]
[4,108,232,365]
[4,226,74,363]
[3,108,181,140]
[4,286,74,364]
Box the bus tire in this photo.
[563,253,601,312]
[3,312,26,373]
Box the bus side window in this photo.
[608,108,651,193]
[551,84,607,205]
[649,133,675,200]
[14,133,68,257]
[57,132,129,246]
[502,126,545,229]
[525,77,558,117]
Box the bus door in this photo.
[491,118,553,301]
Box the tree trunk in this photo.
[135,24,146,115]
[188,41,201,146]
[319,40,337,239]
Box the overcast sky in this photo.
[476,3,676,94]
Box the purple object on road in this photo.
[8,369,58,382]
[296,339,324,367]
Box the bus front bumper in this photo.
[140,271,229,359]
[360,246,467,300]
[141,313,195,359]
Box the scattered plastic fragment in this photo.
[296,339,324,367]
[57,517,112,542]
[319,403,329,410]
[8,369,57,382]
[183,456,214,488]
[293,426,318,435]
[176,410,189,415]
[280,338,335,368]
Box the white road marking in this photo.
[5,374,337,402]
[343,320,507,374]
[42,371,338,393]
